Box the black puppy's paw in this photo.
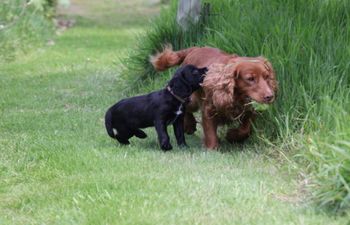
[116,136,130,145]
[161,142,173,151]
[178,143,188,148]
[119,140,130,145]
[134,129,147,139]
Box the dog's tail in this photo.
[105,108,116,139]
[149,45,197,71]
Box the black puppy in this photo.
[105,65,208,151]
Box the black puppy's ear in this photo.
[179,72,190,84]
[168,70,189,88]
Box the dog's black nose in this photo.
[264,95,274,102]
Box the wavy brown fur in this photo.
[202,63,237,112]
[150,45,197,71]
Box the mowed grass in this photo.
[0,1,349,224]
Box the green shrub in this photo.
[0,0,54,62]
[123,0,350,213]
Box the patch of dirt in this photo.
[272,173,310,205]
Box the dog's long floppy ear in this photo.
[201,63,238,111]
[257,57,278,93]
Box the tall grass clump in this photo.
[123,0,350,213]
[0,0,54,62]
[304,96,350,213]
[121,1,210,90]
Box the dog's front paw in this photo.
[184,119,197,135]
[225,128,250,143]
[161,142,173,151]
[184,114,197,135]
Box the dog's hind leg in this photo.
[115,126,133,145]
[133,129,147,139]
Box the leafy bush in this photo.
[0,0,55,62]
[123,0,350,213]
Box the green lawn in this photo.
[0,1,348,224]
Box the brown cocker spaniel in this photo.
[150,46,277,149]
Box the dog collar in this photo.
[166,86,187,104]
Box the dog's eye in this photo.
[193,70,199,75]
[246,77,255,82]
